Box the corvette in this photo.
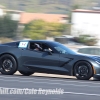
[0,40,100,80]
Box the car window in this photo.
[18,41,29,48]
[47,42,76,54]
[29,42,42,51]
[54,46,67,54]
[89,48,94,55]
[42,44,54,53]
[78,48,90,54]
[78,48,100,55]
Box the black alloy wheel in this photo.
[0,54,17,75]
[74,61,93,80]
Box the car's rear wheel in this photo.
[0,54,17,75]
[19,71,34,76]
[74,61,93,80]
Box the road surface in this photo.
[0,73,100,100]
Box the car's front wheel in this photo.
[19,71,34,76]
[74,61,93,80]
[0,54,17,75]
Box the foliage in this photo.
[0,37,13,43]
[23,20,66,40]
[23,20,47,40]
[74,35,98,46]
[45,22,66,37]
[72,5,80,10]
[0,15,18,38]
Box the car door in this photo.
[59,53,74,74]
[21,42,61,73]
[50,44,74,75]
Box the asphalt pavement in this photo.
[0,73,100,100]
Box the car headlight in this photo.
[92,57,100,64]
[95,61,100,64]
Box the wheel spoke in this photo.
[2,59,13,72]
[0,54,17,75]
[74,61,93,80]
[77,65,89,76]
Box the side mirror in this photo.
[44,49,52,55]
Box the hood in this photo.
[76,52,100,59]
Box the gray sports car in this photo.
[0,40,100,80]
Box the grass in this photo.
[0,0,96,14]
[0,0,68,14]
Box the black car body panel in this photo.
[0,40,100,79]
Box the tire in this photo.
[0,54,17,75]
[74,61,93,80]
[19,71,34,76]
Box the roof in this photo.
[24,40,55,43]
[19,12,68,24]
[19,40,61,45]
[73,9,100,13]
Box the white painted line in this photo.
[64,92,100,97]
[0,75,99,86]
[0,78,100,88]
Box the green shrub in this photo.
[74,35,98,46]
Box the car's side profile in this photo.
[77,46,100,56]
[0,40,100,80]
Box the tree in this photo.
[23,20,47,40]
[0,15,18,38]
[45,22,66,37]
[23,20,66,40]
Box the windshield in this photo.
[49,42,76,54]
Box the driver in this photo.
[34,43,42,51]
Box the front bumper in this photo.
[93,74,100,79]
[90,60,100,79]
